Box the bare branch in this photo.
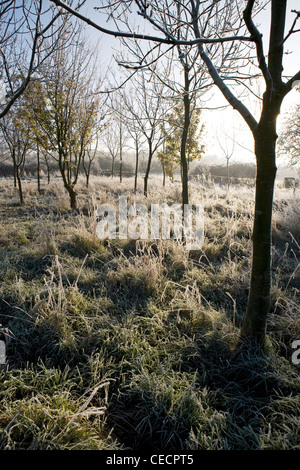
[284,70,300,97]
[50,0,255,46]
[281,9,300,45]
[0,1,64,118]
[243,0,271,85]
[190,0,257,134]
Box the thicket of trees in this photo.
[21,26,104,209]
[194,162,257,180]
[0,0,299,348]
[0,8,206,205]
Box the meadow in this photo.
[0,174,299,450]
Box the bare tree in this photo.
[81,101,107,187]
[23,26,102,209]
[116,17,214,205]
[127,121,145,192]
[109,88,145,191]
[51,0,300,346]
[102,121,120,179]
[82,136,99,188]
[0,108,31,204]
[113,104,129,184]
[0,0,67,118]
[117,72,167,197]
[19,82,51,193]
[216,126,235,193]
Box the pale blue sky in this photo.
[64,1,300,165]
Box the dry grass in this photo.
[0,174,299,450]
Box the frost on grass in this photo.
[0,175,299,450]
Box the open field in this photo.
[0,175,299,450]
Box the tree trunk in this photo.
[44,155,50,184]
[37,144,41,194]
[65,184,77,210]
[111,158,115,178]
[226,158,230,193]
[180,140,189,206]
[180,64,190,207]
[13,164,17,188]
[119,124,123,184]
[85,161,91,188]
[119,159,123,183]
[162,162,166,187]
[134,141,139,192]
[144,139,152,197]
[241,126,277,344]
[16,166,24,204]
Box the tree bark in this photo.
[45,156,51,184]
[119,158,123,183]
[239,0,288,345]
[241,121,277,344]
[42,152,51,184]
[162,162,166,187]
[13,164,17,188]
[134,140,139,192]
[226,158,230,193]
[119,123,123,184]
[37,144,41,194]
[16,166,24,204]
[180,64,190,207]
[86,167,90,188]
[144,139,153,197]
[83,159,91,187]
[65,184,77,210]
[111,158,115,178]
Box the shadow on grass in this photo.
[103,334,300,451]
[14,253,51,280]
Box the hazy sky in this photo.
[77,0,300,166]
[204,0,300,166]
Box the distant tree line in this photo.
[192,162,256,179]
